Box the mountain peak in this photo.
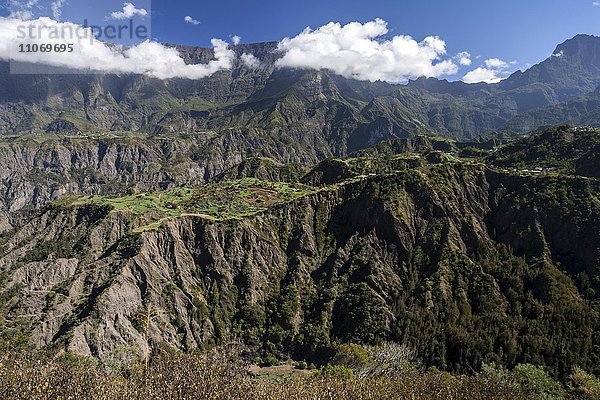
[497,34,600,100]
[552,34,600,60]
[554,34,600,51]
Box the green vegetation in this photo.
[55,178,319,231]
[487,125,600,178]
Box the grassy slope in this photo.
[56,178,321,231]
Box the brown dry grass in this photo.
[0,350,532,400]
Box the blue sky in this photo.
[2,0,600,82]
[151,0,600,71]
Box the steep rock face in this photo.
[0,131,328,212]
[1,164,598,375]
[215,157,307,182]
[0,137,206,212]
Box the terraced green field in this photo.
[56,178,320,231]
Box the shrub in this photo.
[261,355,279,367]
[511,364,566,400]
[357,342,420,377]
[479,363,566,400]
[569,367,600,399]
[330,343,370,369]
[0,350,561,399]
[295,361,308,370]
[479,363,519,392]
[320,364,355,380]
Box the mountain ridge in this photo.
[2,35,600,144]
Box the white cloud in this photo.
[184,15,200,25]
[0,17,235,79]
[51,0,66,20]
[484,58,508,69]
[109,2,148,20]
[241,53,259,68]
[274,19,458,83]
[232,35,241,45]
[463,57,512,84]
[593,1,600,6]
[462,67,503,84]
[455,51,471,66]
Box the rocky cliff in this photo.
[0,130,326,213]
[1,154,598,376]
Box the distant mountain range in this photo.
[2,34,600,149]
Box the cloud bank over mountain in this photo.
[0,15,512,83]
[275,19,458,82]
[463,58,513,83]
[0,17,235,79]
